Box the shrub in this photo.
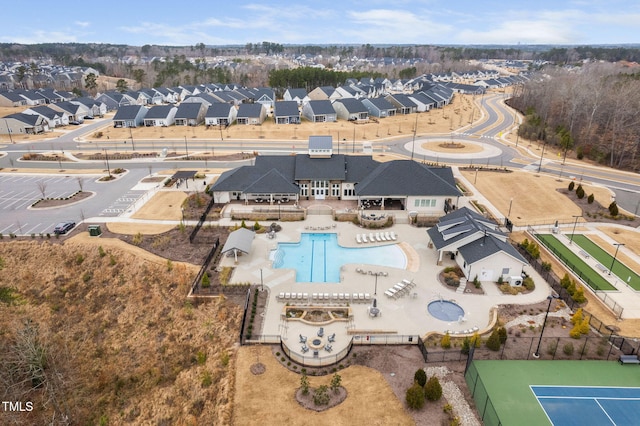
[313,385,330,406]
[240,220,247,229]
[440,333,451,349]
[98,246,106,257]
[253,221,261,231]
[560,273,571,289]
[563,343,574,356]
[414,369,427,387]
[547,340,558,355]
[571,308,583,325]
[132,232,143,246]
[424,376,443,401]
[541,261,552,272]
[497,326,507,344]
[201,370,212,387]
[579,318,590,335]
[300,373,310,395]
[405,383,425,409]
[460,337,471,355]
[485,329,501,351]
[497,275,504,285]
[523,277,535,291]
[587,193,594,204]
[201,272,211,288]
[576,146,584,160]
[196,350,207,365]
[575,184,585,199]
[608,201,619,216]
[572,287,586,304]
[470,332,481,348]
[570,325,582,339]
[330,373,342,393]
[568,181,575,191]
[75,254,85,265]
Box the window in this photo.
[414,199,437,207]
[300,184,308,197]
[502,268,510,275]
[332,183,340,197]
[343,188,355,197]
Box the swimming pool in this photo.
[427,300,465,322]
[272,233,407,283]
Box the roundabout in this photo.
[404,138,503,160]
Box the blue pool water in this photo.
[427,300,465,322]
[272,233,406,283]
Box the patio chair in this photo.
[325,344,332,352]
[318,327,324,337]
[301,345,309,353]
[300,334,307,343]
[328,333,335,343]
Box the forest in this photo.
[511,62,640,171]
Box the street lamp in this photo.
[569,215,581,245]
[103,149,111,178]
[129,127,136,151]
[609,243,625,276]
[533,292,559,358]
[474,168,479,185]
[508,197,513,217]
[537,142,546,173]
[411,112,418,160]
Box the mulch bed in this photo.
[558,188,640,227]
[295,387,348,412]
[31,191,93,208]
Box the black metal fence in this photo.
[189,195,217,243]
[465,361,502,426]
[189,237,219,295]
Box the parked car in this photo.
[53,221,75,234]
[69,120,81,125]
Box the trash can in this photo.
[88,225,102,237]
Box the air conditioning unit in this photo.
[508,276,523,287]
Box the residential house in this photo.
[72,97,107,118]
[204,103,237,126]
[273,101,300,124]
[301,100,337,123]
[0,91,28,107]
[174,102,206,126]
[408,92,436,112]
[94,91,137,111]
[331,98,369,121]
[52,101,90,122]
[112,105,147,128]
[283,88,310,105]
[426,207,528,282]
[361,97,396,118]
[251,88,276,111]
[143,105,177,127]
[384,94,417,114]
[23,105,67,128]
[308,86,336,101]
[236,103,266,125]
[1,113,48,135]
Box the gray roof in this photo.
[221,228,254,255]
[457,234,527,265]
[306,100,335,115]
[145,105,175,119]
[309,135,332,150]
[286,88,308,99]
[5,113,43,125]
[237,103,264,118]
[205,103,233,118]
[294,154,347,180]
[334,98,368,113]
[274,101,300,117]
[366,97,395,111]
[113,105,145,120]
[28,105,61,120]
[356,161,461,197]
[386,93,417,108]
[244,169,299,194]
[175,102,203,119]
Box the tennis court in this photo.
[532,385,640,425]
[466,360,640,426]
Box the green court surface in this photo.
[537,234,616,291]
[466,360,640,426]
[571,234,640,291]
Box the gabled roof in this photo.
[356,161,461,197]
[26,105,61,120]
[306,100,335,115]
[205,103,233,118]
[285,88,308,99]
[5,112,44,125]
[175,102,203,119]
[53,101,82,114]
[294,154,346,180]
[145,105,175,119]
[274,101,299,117]
[334,98,367,113]
[457,234,527,265]
[244,169,299,194]
[237,103,264,118]
[309,135,332,150]
[365,97,395,110]
[113,105,145,120]
[386,93,417,108]
[221,227,254,255]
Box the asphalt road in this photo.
[1,94,638,236]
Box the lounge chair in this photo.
[297,293,303,300]
[303,293,309,301]
[285,292,291,300]
[369,232,375,242]
[324,293,330,300]
[364,293,371,301]
[385,231,392,240]
[278,292,285,300]
[356,234,362,244]
[339,293,345,300]
[362,234,368,243]
[380,233,387,241]
[359,293,365,301]
[384,289,396,298]
[332,293,338,301]
[390,231,397,241]
[312,293,318,300]
[375,232,382,242]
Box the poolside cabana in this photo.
[221,228,255,263]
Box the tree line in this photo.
[268,67,385,91]
[511,63,640,171]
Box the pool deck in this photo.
[219,212,551,360]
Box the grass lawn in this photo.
[467,360,640,426]
[571,235,640,291]
[537,234,616,291]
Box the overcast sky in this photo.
[2,0,639,47]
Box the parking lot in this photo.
[0,174,148,235]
